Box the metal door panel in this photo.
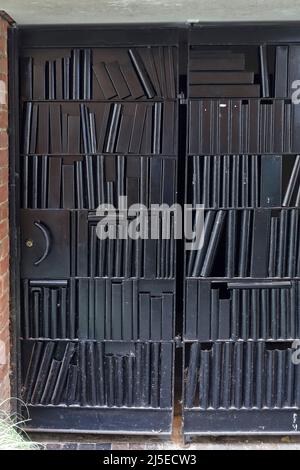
[21,210,71,279]
[183,35,300,439]
[17,35,178,435]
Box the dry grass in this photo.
[0,399,41,450]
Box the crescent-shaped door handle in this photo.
[33,221,51,266]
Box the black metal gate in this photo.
[16,26,179,434]
[9,23,300,436]
[183,25,300,437]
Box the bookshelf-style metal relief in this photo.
[184,40,300,437]
[185,279,300,341]
[185,341,300,409]
[186,209,300,278]
[19,40,178,435]
[187,154,300,209]
[21,47,178,100]
[22,279,175,341]
[22,340,173,408]
[22,102,177,155]
[22,155,177,210]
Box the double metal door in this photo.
[15,24,300,437]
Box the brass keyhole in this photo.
[25,239,33,248]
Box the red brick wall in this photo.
[0,16,10,405]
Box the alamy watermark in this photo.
[95,197,205,250]
[292,81,300,104]
[292,340,300,365]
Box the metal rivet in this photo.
[26,239,33,248]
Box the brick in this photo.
[0,380,10,397]
[0,318,9,335]
[0,361,9,378]
[0,341,9,375]
[0,379,10,405]
[95,443,112,450]
[0,235,9,257]
[128,443,147,450]
[0,330,7,359]
[0,130,8,150]
[0,78,6,105]
[0,380,10,400]
[0,74,6,86]
[0,17,11,404]
[2,270,9,290]
[0,56,7,73]
[111,443,130,450]
[45,443,63,450]
[0,312,9,334]
[0,197,8,206]
[0,364,9,381]
[0,290,9,314]
[0,109,7,129]
[0,218,8,237]
[0,354,9,372]
[0,184,8,204]
[0,292,9,314]
[0,315,9,337]
[0,19,8,35]
[145,444,161,449]
[0,345,10,371]
[0,288,9,304]
[0,167,8,185]
[0,255,9,275]
[0,203,8,220]
[0,372,10,388]
[0,30,7,39]
[0,367,10,390]
[0,296,9,313]
[62,443,78,450]
[0,217,7,227]
[0,291,9,307]
[0,242,9,259]
[0,38,7,55]
[0,221,8,242]
[0,149,7,167]
[0,245,6,262]
[77,443,96,450]
[0,19,10,407]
